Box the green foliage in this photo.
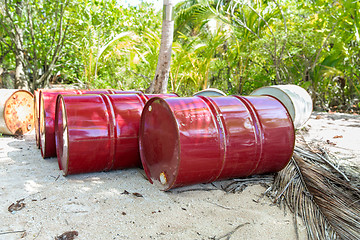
[169,0,359,107]
[0,0,359,110]
[1,0,69,89]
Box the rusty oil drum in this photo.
[139,96,295,190]
[39,89,120,158]
[55,92,178,175]
[0,89,34,135]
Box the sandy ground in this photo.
[0,112,359,240]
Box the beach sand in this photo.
[0,112,358,240]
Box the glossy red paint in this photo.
[55,93,179,175]
[139,95,295,190]
[35,89,75,150]
[110,90,143,94]
[34,89,40,148]
[144,93,179,100]
[40,89,113,158]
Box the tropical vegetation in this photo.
[0,0,359,111]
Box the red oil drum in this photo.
[139,95,295,190]
[35,89,79,149]
[55,93,178,175]
[40,89,114,158]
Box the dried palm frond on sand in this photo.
[174,134,360,240]
[269,138,360,240]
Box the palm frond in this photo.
[270,142,360,240]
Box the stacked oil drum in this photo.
[30,85,312,190]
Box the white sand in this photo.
[0,112,359,240]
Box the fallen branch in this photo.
[0,230,26,235]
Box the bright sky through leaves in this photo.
[120,0,182,10]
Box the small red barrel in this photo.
[139,96,295,190]
[35,89,80,149]
[40,89,115,158]
[55,93,178,175]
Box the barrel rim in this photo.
[34,90,40,148]
[55,94,70,175]
[39,93,47,158]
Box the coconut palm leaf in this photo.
[271,142,360,240]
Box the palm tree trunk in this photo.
[146,0,174,94]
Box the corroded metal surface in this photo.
[0,89,34,135]
[139,96,295,190]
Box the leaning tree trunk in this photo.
[146,0,175,94]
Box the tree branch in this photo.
[128,69,151,82]
[4,0,24,49]
[311,23,336,70]
[26,3,39,87]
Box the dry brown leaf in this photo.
[333,135,343,139]
[8,199,25,213]
[132,192,143,198]
[326,140,337,145]
[55,231,78,240]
